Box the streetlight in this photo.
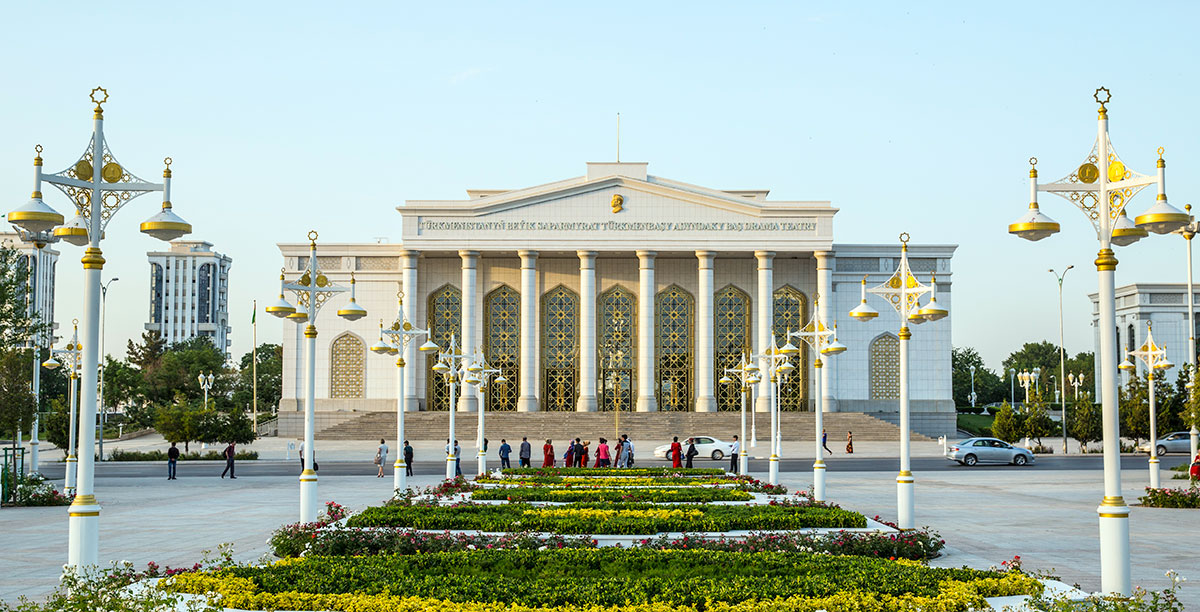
[1050,265,1074,453]
[97,277,118,462]
[369,289,431,493]
[1033,366,1041,394]
[1009,368,1016,404]
[1017,370,1033,403]
[754,337,795,486]
[790,296,847,502]
[198,372,215,408]
[1175,205,1199,460]
[43,321,81,494]
[1069,372,1085,401]
[848,232,948,530]
[265,231,366,522]
[7,88,193,567]
[465,349,505,475]
[719,354,760,474]
[9,227,60,473]
[1118,322,1172,489]
[969,365,977,408]
[1007,88,1189,595]
[428,334,471,479]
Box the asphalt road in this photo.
[32,453,1191,479]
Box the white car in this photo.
[653,436,737,461]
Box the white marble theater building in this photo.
[278,162,957,435]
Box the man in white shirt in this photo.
[730,435,740,473]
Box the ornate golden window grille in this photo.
[598,285,635,412]
[541,285,579,411]
[329,333,365,399]
[715,284,751,411]
[773,286,808,411]
[483,285,520,411]
[869,333,901,400]
[426,284,461,411]
[655,284,694,411]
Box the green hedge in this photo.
[1138,486,1200,508]
[347,501,865,534]
[167,549,1041,610]
[107,449,258,461]
[500,467,726,477]
[470,487,752,503]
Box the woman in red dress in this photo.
[670,436,683,468]
[542,439,554,467]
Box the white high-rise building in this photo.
[0,232,58,344]
[145,240,233,356]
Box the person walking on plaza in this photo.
[729,435,739,473]
[613,436,624,467]
[220,442,237,479]
[299,442,317,471]
[543,439,555,467]
[596,438,610,467]
[822,428,832,455]
[519,437,532,468]
[685,438,698,468]
[622,435,635,467]
[498,439,512,469]
[404,440,414,477]
[167,442,180,480]
[376,439,389,478]
[564,439,575,468]
[670,436,683,468]
[845,431,854,454]
[579,440,591,468]
[454,440,462,476]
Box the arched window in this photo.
[484,285,520,411]
[542,285,579,411]
[598,285,635,412]
[656,285,694,411]
[1126,324,1135,354]
[426,284,461,411]
[715,285,751,411]
[869,333,901,400]
[330,333,365,399]
[773,286,808,411]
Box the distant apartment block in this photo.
[0,231,58,345]
[146,240,232,356]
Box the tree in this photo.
[1118,372,1174,446]
[42,396,69,451]
[1023,391,1058,444]
[142,337,231,406]
[126,330,167,371]
[951,347,1006,408]
[0,348,36,439]
[232,343,282,414]
[103,356,148,426]
[1069,393,1102,452]
[991,402,1025,444]
[154,396,206,452]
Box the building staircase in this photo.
[306,411,931,443]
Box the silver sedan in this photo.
[1138,431,1194,456]
[946,437,1036,467]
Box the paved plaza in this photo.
[2,448,1197,608]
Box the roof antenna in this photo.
[616,112,620,162]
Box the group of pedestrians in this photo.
[164,441,239,480]
[374,439,415,477]
[496,437,533,468]
[540,434,634,468]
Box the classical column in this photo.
[458,250,479,412]
[694,251,717,412]
[577,251,598,411]
[815,251,836,413]
[517,250,539,412]
[401,251,420,411]
[755,251,774,413]
[636,251,657,412]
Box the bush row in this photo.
[477,474,787,493]
[470,486,752,503]
[107,449,259,461]
[346,501,865,534]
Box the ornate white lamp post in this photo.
[969,365,977,408]
[1007,87,1189,595]
[7,88,194,567]
[429,335,472,479]
[465,349,505,475]
[1069,372,1085,401]
[790,298,846,502]
[1018,370,1033,403]
[1050,266,1073,453]
[370,290,432,493]
[8,228,60,473]
[1176,205,1199,459]
[754,338,795,485]
[198,372,214,408]
[848,233,947,530]
[265,231,366,522]
[1119,322,1172,489]
[719,354,760,474]
[43,321,81,494]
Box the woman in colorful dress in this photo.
[670,436,683,468]
[596,438,610,467]
[542,439,554,467]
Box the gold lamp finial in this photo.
[34,144,43,162]
[1094,86,1111,109]
[1157,147,1165,161]
[1029,156,1037,169]
[899,232,910,250]
[307,230,318,246]
[90,86,109,116]
[397,288,405,306]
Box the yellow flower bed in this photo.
[523,507,704,521]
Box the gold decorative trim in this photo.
[304,325,318,338]
[897,327,911,340]
[897,470,913,477]
[81,247,105,270]
[1008,221,1061,235]
[69,511,100,517]
[71,494,97,505]
[1098,512,1129,518]
[1100,495,1126,507]
[140,220,193,233]
[1095,249,1118,271]
[8,210,64,224]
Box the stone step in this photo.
[300,411,931,443]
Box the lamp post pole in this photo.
[849,234,948,530]
[265,231,367,522]
[1177,206,1199,458]
[466,350,504,476]
[1008,88,1190,595]
[1119,322,1172,489]
[429,335,471,480]
[372,289,431,493]
[1050,266,1073,453]
[1009,368,1016,404]
[97,278,118,462]
[44,321,81,494]
[6,89,198,567]
[11,228,60,474]
[791,296,847,503]
[969,365,976,408]
[755,336,795,486]
[720,355,761,475]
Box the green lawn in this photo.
[956,413,994,437]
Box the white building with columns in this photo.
[277,162,957,435]
[1090,283,1199,386]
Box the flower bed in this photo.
[346,500,866,534]
[500,467,726,477]
[163,549,1041,611]
[477,474,786,493]
[1138,486,1200,508]
[0,471,72,507]
[470,486,753,503]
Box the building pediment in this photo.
[398,162,836,252]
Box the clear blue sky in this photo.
[2,1,1197,373]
